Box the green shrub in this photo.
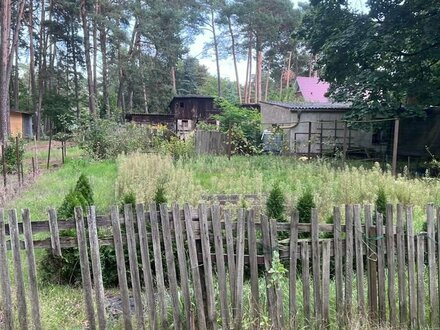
[1,137,24,174]
[266,183,285,222]
[121,191,136,210]
[57,190,88,220]
[297,190,315,223]
[154,185,167,205]
[375,187,387,224]
[74,174,94,206]
[297,190,315,238]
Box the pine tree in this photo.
[74,174,94,206]
[266,183,285,221]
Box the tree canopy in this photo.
[301,0,440,120]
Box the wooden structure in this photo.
[1,202,439,329]
[10,111,33,138]
[195,130,227,155]
[124,113,175,130]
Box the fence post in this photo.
[392,118,400,178]
[2,144,6,187]
[289,211,299,328]
[74,207,96,330]
[48,208,62,256]
[0,210,13,329]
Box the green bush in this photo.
[57,190,88,220]
[154,185,167,205]
[1,138,24,174]
[120,191,136,210]
[266,183,285,222]
[297,190,315,238]
[375,187,387,224]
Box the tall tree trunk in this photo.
[99,26,110,116]
[227,15,241,103]
[264,61,271,101]
[92,0,98,102]
[0,0,25,141]
[36,0,47,139]
[28,0,38,124]
[80,0,96,115]
[14,42,19,112]
[71,23,81,118]
[171,67,177,94]
[210,8,221,97]
[246,43,252,103]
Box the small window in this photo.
[180,102,184,108]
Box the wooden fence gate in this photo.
[0,203,439,329]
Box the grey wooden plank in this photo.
[172,203,190,329]
[301,241,311,327]
[111,206,132,330]
[289,210,299,328]
[386,204,397,326]
[354,204,365,315]
[22,209,42,330]
[396,204,407,325]
[270,218,284,329]
[135,203,157,329]
[75,207,96,330]
[364,204,377,320]
[184,203,207,330]
[376,213,386,324]
[87,206,107,330]
[212,205,230,329]
[9,209,28,330]
[234,209,245,330]
[321,240,331,329]
[224,210,236,311]
[261,214,276,325]
[0,209,13,329]
[417,235,425,329]
[311,208,321,325]
[198,204,217,330]
[427,204,438,327]
[160,204,182,329]
[345,204,353,318]
[149,203,167,328]
[125,204,144,329]
[333,206,344,327]
[407,206,417,329]
[247,209,259,328]
[48,208,62,256]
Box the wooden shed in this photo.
[10,111,33,138]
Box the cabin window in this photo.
[180,102,184,108]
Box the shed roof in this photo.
[172,95,214,100]
[296,76,330,103]
[261,101,351,111]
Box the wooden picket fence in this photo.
[0,203,439,329]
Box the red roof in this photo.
[296,76,330,103]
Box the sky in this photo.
[188,0,367,83]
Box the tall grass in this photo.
[117,154,440,228]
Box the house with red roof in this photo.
[295,76,331,103]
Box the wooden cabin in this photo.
[10,111,33,138]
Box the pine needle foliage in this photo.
[266,183,286,222]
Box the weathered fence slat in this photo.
[160,204,182,330]
[172,203,191,329]
[427,204,438,327]
[74,207,96,330]
[289,211,299,328]
[111,206,132,330]
[48,208,62,256]
[212,205,230,329]
[270,218,284,329]
[407,206,417,329]
[311,208,322,325]
[224,210,236,312]
[198,204,217,330]
[376,213,386,324]
[345,204,354,318]
[234,209,246,329]
[364,205,377,320]
[149,203,167,328]
[396,204,407,325]
[0,209,13,329]
[333,206,344,326]
[22,209,42,330]
[125,205,144,329]
[301,242,311,327]
[321,240,331,328]
[417,235,425,329]
[261,214,276,325]
[136,203,157,329]
[10,209,28,330]
[354,204,365,315]
[184,204,207,330]
[87,206,107,330]
[386,204,397,326]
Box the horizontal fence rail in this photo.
[0,203,438,329]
